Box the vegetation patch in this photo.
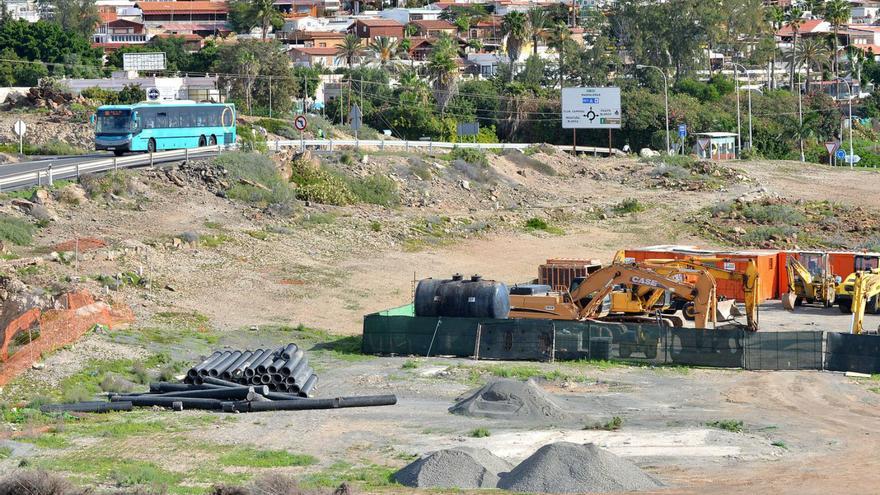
[706,419,744,433]
[216,152,294,207]
[524,217,565,235]
[300,461,396,489]
[469,427,491,438]
[79,170,138,199]
[0,215,36,246]
[612,198,647,215]
[646,155,745,191]
[218,447,317,468]
[586,416,624,431]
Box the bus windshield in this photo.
[96,109,133,134]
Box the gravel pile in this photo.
[393,447,513,489]
[497,442,662,494]
[449,378,569,421]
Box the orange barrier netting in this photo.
[0,290,134,386]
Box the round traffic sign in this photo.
[13,120,26,137]
[294,115,307,131]
[146,88,160,100]
[836,149,846,159]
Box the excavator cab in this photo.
[782,252,837,310]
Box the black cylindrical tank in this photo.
[414,274,509,319]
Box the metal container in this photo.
[414,274,510,319]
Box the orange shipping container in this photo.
[539,259,602,291]
[829,252,856,279]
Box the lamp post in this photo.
[834,77,854,168]
[730,62,753,152]
[636,64,670,154]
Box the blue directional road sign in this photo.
[678,124,687,138]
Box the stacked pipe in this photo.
[183,343,317,397]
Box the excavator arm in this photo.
[569,264,718,329]
[642,258,760,332]
[850,272,880,335]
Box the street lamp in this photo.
[729,62,753,152]
[636,64,670,155]
[833,77,854,168]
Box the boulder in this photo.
[57,184,88,205]
[639,148,659,158]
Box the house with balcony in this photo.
[93,18,148,51]
[5,0,40,22]
[136,1,228,25]
[290,46,343,67]
[284,30,347,47]
[275,0,319,17]
[410,19,456,37]
[348,18,405,41]
[468,17,503,52]
[378,7,441,24]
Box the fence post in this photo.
[405,140,409,152]
[429,141,433,153]
[185,148,189,164]
[329,139,333,152]
[75,163,80,181]
[276,139,280,152]
[35,170,40,186]
[113,157,118,171]
[47,165,53,186]
[149,151,154,167]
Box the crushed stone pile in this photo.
[449,378,569,421]
[498,442,662,494]
[393,447,513,489]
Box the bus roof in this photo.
[97,101,234,110]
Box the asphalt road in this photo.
[0,152,111,179]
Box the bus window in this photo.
[157,112,168,128]
[179,111,193,128]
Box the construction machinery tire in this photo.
[797,296,805,306]
[644,345,658,359]
[839,300,853,314]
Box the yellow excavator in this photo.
[642,257,760,332]
[837,254,880,313]
[849,271,880,334]
[781,253,838,310]
[508,262,720,329]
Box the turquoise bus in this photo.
[93,101,236,156]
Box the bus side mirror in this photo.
[90,114,96,125]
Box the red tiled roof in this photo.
[853,44,880,53]
[136,1,228,14]
[99,11,118,22]
[776,19,827,36]
[106,18,144,27]
[305,30,346,38]
[155,33,203,40]
[412,19,455,30]
[291,46,339,55]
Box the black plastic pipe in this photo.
[111,396,224,410]
[281,343,298,360]
[255,352,276,374]
[299,375,318,397]
[188,351,223,379]
[199,351,231,377]
[234,349,264,379]
[233,394,397,412]
[243,349,270,378]
[279,350,304,376]
[292,366,313,387]
[267,358,286,374]
[150,382,209,393]
[41,401,133,413]
[155,386,265,400]
[210,351,242,377]
[221,351,252,380]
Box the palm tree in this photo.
[765,5,785,89]
[824,0,850,81]
[427,34,459,113]
[368,36,398,69]
[797,37,831,94]
[547,21,570,88]
[501,12,528,80]
[336,34,363,68]
[785,6,804,89]
[252,0,282,41]
[527,7,546,56]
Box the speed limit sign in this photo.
[293,115,307,131]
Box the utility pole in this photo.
[268,75,272,118]
[636,64,669,154]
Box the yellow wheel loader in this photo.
[837,254,880,313]
[781,252,838,310]
[849,271,880,334]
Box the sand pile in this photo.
[498,442,662,493]
[393,447,513,489]
[448,378,569,421]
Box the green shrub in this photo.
[255,118,298,139]
[215,152,295,206]
[450,147,489,167]
[469,427,491,438]
[524,217,564,235]
[236,122,269,152]
[741,225,799,244]
[0,215,35,245]
[80,170,137,198]
[613,198,646,214]
[706,419,743,433]
[401,359,419,369]
[741,203,805,224]
[290,158,355,206]
[347,174,399,206]
[219,448,317,468]
[110,461,181,488]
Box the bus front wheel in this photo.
[147,139,156,153]
[113,149,125,157]
[209,135,217,146]
[198,135,207,147]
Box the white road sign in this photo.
[294,115,307,131]
[561,87,622,129]
[123,52,166,72]
[12,120,26,137]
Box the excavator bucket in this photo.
[716,300,736,321]
[781,292,797,311]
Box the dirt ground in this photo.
[2,148,880,493]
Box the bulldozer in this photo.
[509,262,722,329]
[641,257,760,332]
[849,270,880,334]
[837,254,880,313]
[781,252,838,310]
